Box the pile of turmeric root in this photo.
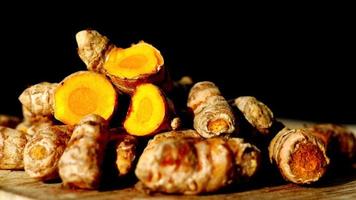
[0,30,355,195]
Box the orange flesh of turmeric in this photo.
[124,84,166,136]
[289,143,327,180]
[54,71,117,125]
[208,119,229,133]
[103,42,163,79]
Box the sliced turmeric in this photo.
[76,30,172,94]
[124,83,171,136]
[268,128,329,184]
[54,71,117,125]
[187,81,235,138]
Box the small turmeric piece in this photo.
[0,114,21,128]
[187,81,235,138]
[123,83,171,136]
[24,125,73,181]
[110,132,138,176]
[76,30,172,94]
[233,96,274,135]
[54,71,117,126]
[58,114,109,189]
[18,82,58,122]
[308,124,356,162]
[135,129,260,194]
[269,128,329,184]
[0,126,28,169]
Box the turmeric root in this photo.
[187,81,235,138]
[54,71,117,126]
[76,30,172,94]
[0,126,28,169]
[24,125,73,181]
[109,131,138,176]
[135,129,260,194]
[123,83,172,136]
[16,121,53,137]
[268,128,329,184]
[233,96,274,135]
[19,82,57,122]
[58,114,109,189]
[0,115,21,128]
[308,124,356,162]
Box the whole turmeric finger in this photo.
[58,114,109,189]
[24,125,73,181]
[233,96,274,135]
[0,126,28,169]
[268,128,329,184]
[18,82,57,122]
[187,81,235,138]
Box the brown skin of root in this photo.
[289,143,328,181]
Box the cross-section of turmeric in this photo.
[268,128,329,184]
[187,81,235,138]
[76,30,172,94]
[54,71,117,125]
[123,83,171,136]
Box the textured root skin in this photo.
[187,81,235,138]
[308,124,356,162]
[76,30,113,73]
[0,126,28,169]
[112,133,138,176]
[58,114,109,189]
[22,105,53,124]
[0,115,21,128]
[19,82,57,121]
[76,30,173,94]
[227,138,261,182]
[268,128,329,184]
[233,96,274,135]
[24,125,73,181]
[135,129,260,194]
[16,121,54,137]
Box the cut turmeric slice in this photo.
[54,71,117,125]
[104,42,163,79]
[76,30,172,94]
[124,83,170,136]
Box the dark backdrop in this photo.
[0,7,354,123]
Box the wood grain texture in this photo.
[0,119,355,200]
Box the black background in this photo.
[0,5,354,123]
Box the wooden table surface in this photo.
[1,119,355,200]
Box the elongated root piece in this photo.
[54,71,117,126]
[24,125,73,181]
[0,115,21,128]
[0,126,28,169]
[19,82,58,122]
[227,138,261,181]
[135,130,260,194]
[308,124,356,162]
[269,128,329,184]
[76,30,172,94]
[233,96,274,135]
[58,114,109,189]
[124,83,171,136]
[110,132,138,176]
[187,81,235,138]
